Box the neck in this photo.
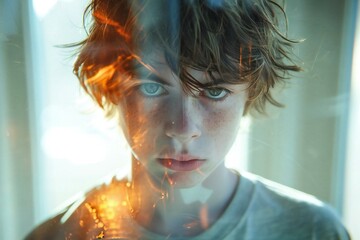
[129,157,239,236]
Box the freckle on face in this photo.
[117,56,247,188]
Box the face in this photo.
[117,54,247,188]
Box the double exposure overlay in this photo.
[1,0,353,239]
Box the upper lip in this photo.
[157,153,204,162]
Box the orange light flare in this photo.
[142,172,170,200]
[161,171,175,187]
[161,171,168,188]
[85,53,162,106]
[85,202,106,229]
[151,191,168,210]
[96,231,105,239]
[92,184,141,234]
[86,54,139,91]
[130,126,148,153]
[239,46,243,69]
[86,64,116,89]
[195,168,205,176]
[248,42,252,66]
[98,197,119,221]
[108,69,132,92]
[199,204,209,230]
[159,170,175,203]
[93,11,131,42]
[132,55,159,75]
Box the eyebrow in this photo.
[200,78,227,88]
[134,64,172,86]
[145,73,172,86]
[140,73,228,89]
[134,63,229,88]
[135,69,172,86]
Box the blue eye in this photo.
[202,88,230,100]
[139,83,167,97]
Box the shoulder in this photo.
[24,210,66,240]
[25,177,136,239]
[240,172,350,239]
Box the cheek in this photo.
[201,101,244,154]
[202,103,243,136]
[202,109,224,132]
[118,95,166,156]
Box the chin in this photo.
[159,171,207,189]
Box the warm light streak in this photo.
[200,205,209,229]
[196,168,205,176]
[93,12,131,42]
[96,231,104,239]
[131,127,148,152]
[60,173,213,237]
[248,43,252,66]
[87,65,116,87]
[240,46,243,67]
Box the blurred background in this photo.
[0,0,359,239]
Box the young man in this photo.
[26,0,350,239]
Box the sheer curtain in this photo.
[344,0,360,238]
[0,1,34,239]
[1,0,128,238]
[25,0,131,229]
[247,0,355,210]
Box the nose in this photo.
[165,97,201,143]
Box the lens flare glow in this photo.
[41,127,107,164]
[32,0,58,19]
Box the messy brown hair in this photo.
[73,0,301,116]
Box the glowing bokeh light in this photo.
[32,0,58,19]
[41,127,107,164]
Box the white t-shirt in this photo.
[25,172,350,239]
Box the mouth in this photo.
[157,157,205,172]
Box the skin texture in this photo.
[118,53,247,189]
[24,53,250,239]
[115,53,248,236]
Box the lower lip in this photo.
[157,158,204,172]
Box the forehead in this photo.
[135,51,228,85]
